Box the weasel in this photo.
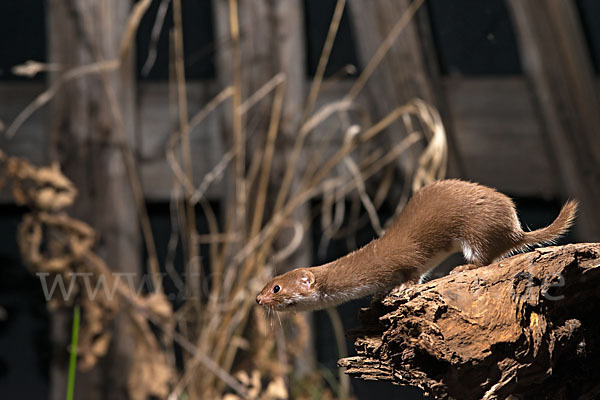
[256,179,578,311]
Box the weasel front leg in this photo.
[375,270,420,301]
[387,282,414,297]
[372,284,410,303]
[449,263,480,274]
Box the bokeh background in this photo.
[1,0,599,399]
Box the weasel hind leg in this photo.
[452,239,515,274]
[388,270,421,297]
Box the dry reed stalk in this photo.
[96,75,163,288]
[332,135,423,217]
[229,0,247,242]
[244,149,265,199]
[239,73,286,115]
[373,163,395,207]
[320,130,416,246]
[203,12,248,355]
[304,105,373,244]
[167,20,213,399]
[194,1,249,393]
[195,233,242,244]
[187,93,439,393]
[303,0,348,120]
[166,75,287,205]
[209,48,306,400]
[7,0,450,396]
[189,87,235,136]
[164,74,290,397]
[196,191,227,295]
[165,87,235,201]
[305,107,411,193]
[168,340,225,400]
[319,179,346,255]
[241,80,286,286]
[211,101,445,391]
[5,59,119,138]
[11,60,62,78]
[323,139,414,243]
[248,105,431,274]
[266,4,369,241]
[169,329,249,398]
[190,151,235,205]
[300,116,348,190]
[118,0,153,61]
[165,187,186,293]
[256,99,357,268]
[340,118,386,236]
[172,0,202,305]
[344,0,426,102]
[343,156,384,236]
[30,218,244,396]
[80,0,164,290]
[141,0,170,76]
[325,308,351,399]
[410,99,448,190]
[5,0,152,139]
[163,80,238,336]
[30,0,166,304]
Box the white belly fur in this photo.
[418,241,462,283]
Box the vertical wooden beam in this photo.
[47,1,139,399]
[507,0,600,240]
[413,4,465,177]
[214,0,308,235]
[213,0,310,282]
[213,0,315,376]
[347,0,463,177]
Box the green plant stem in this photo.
[66,304,80,400]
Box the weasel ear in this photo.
[299,270,315,290]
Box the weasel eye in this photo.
[272,285,281,294]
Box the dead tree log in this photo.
[338,243,600,399]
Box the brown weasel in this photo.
[256,179,578,311]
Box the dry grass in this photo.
[3,0,446,399]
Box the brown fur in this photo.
[256,180,578,311]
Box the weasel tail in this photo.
[521,200,578,246]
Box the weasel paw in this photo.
[389,282,414,297]
[450,263,480,275]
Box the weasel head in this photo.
[256,268,317,311]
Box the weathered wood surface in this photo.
[444,78,556,198]
[1,78,560,203]
[348,0,431,178]
[339,243,600,399]
[47,0,139,399]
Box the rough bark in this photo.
[339,243,600,400]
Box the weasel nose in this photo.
[256,295,262,305]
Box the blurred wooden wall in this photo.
[3,2,599,239]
